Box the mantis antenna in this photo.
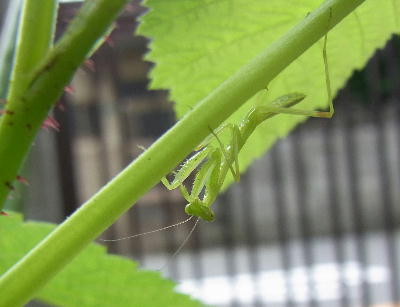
[100,215,200,273]
[158,217,200,272]
[100,216,193,242]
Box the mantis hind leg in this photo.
[255,32,333,120]
[195,123,234,150]
[182,151,222,221]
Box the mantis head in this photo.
[185,200,215,222]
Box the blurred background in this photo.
[1,1,400,307]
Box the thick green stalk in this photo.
[0,0,365,305]
[0,0,129,210]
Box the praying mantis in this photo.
[161,32,333,222]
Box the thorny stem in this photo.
[0,0,130,209]
[0,0,58,207]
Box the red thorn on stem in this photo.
[42,116,60,131]
[56,101,66,112]
[0,211,8,216]
[64,85,74,95]
[84,59,96,72]
[16,175,29,186]
[104,35,115,47]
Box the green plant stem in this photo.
[0,0,57,209]
[0,0,365,305]
[0,0,129,210]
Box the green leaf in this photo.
[138,0,400,187]
[0,213,204,307]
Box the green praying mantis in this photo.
[161,33,333,222]
[102,21,334,247]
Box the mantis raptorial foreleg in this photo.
[161,146,212,190]
[177,149,222,221]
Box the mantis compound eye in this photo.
[185,201,215,222]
